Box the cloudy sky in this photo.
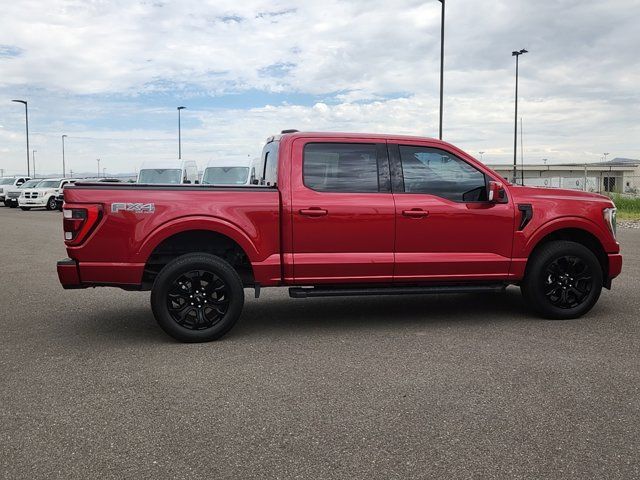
[0,0,638,176]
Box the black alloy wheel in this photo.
[46,196,57,210]
[521,240,603,319]
[151,253,244,342]
[166,269,230,330]
[543,255,593,309]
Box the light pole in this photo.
[438,0,445,140]
[97,158,101,177]
[32,150,37,178]
[479,151,485,162]
[177,106,186,159]
[11,100,30,176]
[61,135,67,177]
[603,152,610,162]
[512,48,528,184]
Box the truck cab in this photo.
[137,160,199,184]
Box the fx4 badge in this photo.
[111,202,155,214]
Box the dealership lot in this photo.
[1,207,638,479]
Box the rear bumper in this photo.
[57,258,144,289]
[57,258,82,288]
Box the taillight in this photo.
[63,205,102,245]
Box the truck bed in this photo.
[62,183,282,288]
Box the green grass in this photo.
[609,194,640,221]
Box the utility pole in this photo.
[479,151,485,162]
[511,49,528,183]
[177,106,186,159]
[11,100,30,177]
[438,0,445,140]
[61,135,67,177]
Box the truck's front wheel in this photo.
[521,240,602,319]
[151,253,244,342]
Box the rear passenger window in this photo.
[303,143,379,192]
[399,146,487,202]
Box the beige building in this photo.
[486,158,640,194]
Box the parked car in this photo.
[4,178,40,208]
[137,160,199,184]
[57,131,622,342]
[19,178,77,211]
[0,176,30,206]
[201,159,251,185]
[54,178,122,210]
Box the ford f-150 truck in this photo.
[57,131,622,342]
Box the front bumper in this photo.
[19,197,48,207]
[608,253,623,280]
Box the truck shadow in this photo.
[70,288,530,344]
[234,288,530,339]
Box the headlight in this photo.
[603,207,617,238]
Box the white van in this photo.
[137,160,199,184]
[201,159,251,186]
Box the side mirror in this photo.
[488,181,505,203]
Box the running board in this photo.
[289,283,506,299]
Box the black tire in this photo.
[521,240,602,319]
[20,207,31,211]
[46,196,56,211]
[150,253,244,342]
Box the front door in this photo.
[290,138,395,284]
[389,141,515,282]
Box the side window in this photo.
[399,146,487,202]
[303,143,380,193]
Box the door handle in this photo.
[402,208,429,218]
[299,208,328,217]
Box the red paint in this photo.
[57,132,622,291]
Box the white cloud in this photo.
[0,0,638,175]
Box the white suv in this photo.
[0,177,30,206]
[18,178,77,211]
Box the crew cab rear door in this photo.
[289,137,395,284]
[389,140,515,281]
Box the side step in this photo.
[289,283,507,299]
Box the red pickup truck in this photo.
[57,131,622,342]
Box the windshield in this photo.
[0,178,15,185]
[202,167,249,185]
[20,180,42,188]
[138,169,182,184]
[38,180,61,188]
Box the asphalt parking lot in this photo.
[0,207,638,480]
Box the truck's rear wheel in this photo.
[521,240,602,319]
[150,253,244,342]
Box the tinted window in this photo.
[399,146,487,201]
[304,143,379,193]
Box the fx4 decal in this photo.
[111,202,155,214]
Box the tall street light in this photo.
[11,100,30,176]
[512,48,527,184]
[61,135,67,178]
[97,158,101,177]
[32,150,37,178]
[479,151,485,162]
[177,106,186,159]
[438,0,445,140]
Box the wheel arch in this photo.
[524,224,608,287]
[138,217,258,288]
